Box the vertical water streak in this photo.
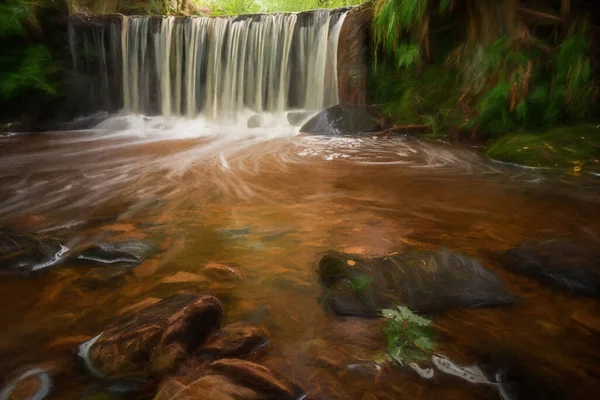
[185,19,199,117]
[277,14,297,111]
[158,17,175,116]
[326,12,347,106]
[121,16,130,112]
[303,10,331,109]
[173,22,183,116]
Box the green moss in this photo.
[485,125,600,171]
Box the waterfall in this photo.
[69,9,349,121]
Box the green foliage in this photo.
[0,0,59,103]
[194,0,365,15]
[372,0,428,67]
[439,0,450,13]
[0,0,30,36]
[554,29,594,120]
[200,0,259,15]
[369,0,599,144]
[0,46,57,100]
[395,43,420,68]
[382,306,437,365]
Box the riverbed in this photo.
[1,120,599,399]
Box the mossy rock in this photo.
[485,125,600,172]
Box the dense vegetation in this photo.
[368,0,600,169]
[0,0,66,128]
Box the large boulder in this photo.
[299,104,382,136]
[318,249,514,317]
[500,241,600,297]
[0,232,68,274]
[82,294,223,379]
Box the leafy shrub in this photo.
[382,306,437,365]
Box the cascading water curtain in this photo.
[70,10,349,120]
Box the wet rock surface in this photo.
[299,104,382,136]
[154,374,258,400]
[337,2,371,105]
[0,231,67,273]
[201,323,269,358]
[154,357,303,400]
[501,241,600,297]
[73,240,154,267]
[318,249,514,317]
[210,358,301,399]
[86,294,223,379]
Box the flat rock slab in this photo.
[299,104,382,136]
[318,249,514,317]
[74,240,154,267]
[0,232,67,273]
[501,241,600,297]
[86,294,223,379]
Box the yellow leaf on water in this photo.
[347,260,356,266]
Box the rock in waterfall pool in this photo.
[0,120,599,399]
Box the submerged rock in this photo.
[299,104,382,136]
[247,115,263,129]
[201,323,269,358]
[84,294,223,379]
[202,263,244,281]
[0,368,52,400]
[211,358,301,399]
[318,249,514,317]
[154,358,303,400]
[74,240,154,267]
[74,266,133,289]
[286,110,315,126]
[154,374,258,400]
[501,241,600,297]
[0,231,68,273]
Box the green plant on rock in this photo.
[349,274,373,294]
[382,306,437,365]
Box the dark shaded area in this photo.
[501,240,600,297]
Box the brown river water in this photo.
[1,117,599,399]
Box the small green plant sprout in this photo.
[349,274,373,294]
[382,306,437,366]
